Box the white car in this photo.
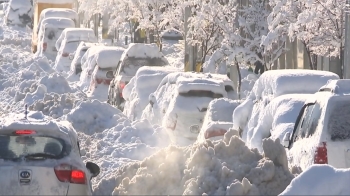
[69,42,101,76]
[37,17,75,57]
[0,112,100,195]
[36,8,79,34]
[195,98,242,143]
[86,47,125,102]
[54,28,97,73]
[4,0,33,27]
[285,79,350,171]
[123,66,181,121]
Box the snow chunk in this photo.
[38,73,72,94]
[280,165,350,195]
[111,136,294,195]
[37,0,75,3]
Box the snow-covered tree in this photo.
[187,0,224,63]
[288,0,344,69]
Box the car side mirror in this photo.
[190,125,200,134]
[86,162,100,178]
[149,93,156,107]
[282,132,291,148]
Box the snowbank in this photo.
[63,99,125,135]
[37,0,75,3]
[111,131,294,195]
[280,165,350,195]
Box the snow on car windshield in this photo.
[0,135,68,160]
[328,101,350,141]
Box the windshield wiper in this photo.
[24,153,58,160]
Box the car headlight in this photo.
[106,71,114,79]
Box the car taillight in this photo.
[205,129,227,139]
[62,52,69,57]
[43,43,47,51]
[14,130,36,135]
[314,142,328,164]
[54,164,86,184]
[119,82,126,97]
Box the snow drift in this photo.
[111,130,294,195]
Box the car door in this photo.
[288,102,315,169]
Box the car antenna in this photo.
[24,104,28,119]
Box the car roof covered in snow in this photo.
[41,17,75,29]
[96,47,125,69]
[250,69,339,99]
[121,43,167,62]
[0,112,77,145]
[61,28,97,41]
[318,79,350,95]
[40,8,77,18]
[135,66,181,78]
[176,77,227,95]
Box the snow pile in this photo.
[63,99,125,135]
[29,93,78,119]
[111,131,294,195]
[280,165,350,195]
[5,0,33,27]
[248,94,310,153]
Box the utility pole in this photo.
[343,0,350,79]
[184,6,192,72]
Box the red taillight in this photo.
[43,43,47,51]
[62,52,69,57]
[14,130,36,135]
[119,82,126,97]
[54,164,86,184]
[314,142,328,164]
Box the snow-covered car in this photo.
[69,42,101,75]
[37,8,79,33]
[108,43,169,110]
[248,94,310,153]
[123,66,181,121]
[285,79,350,171]
[86,47,125,102]
[4,0,33,27]
[54,28,97,73]
[232,69,339,144]
[161,28,183,40]
[195,98,242,143]
[0,112,100,195]
[141,72,235,146]
[37,17,75,57]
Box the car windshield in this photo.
[328,101,350,141]
[63,41,81,52]
[118,57,168,76]
[0,135,69,160]
[179,90,223,98]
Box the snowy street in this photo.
[1,0,350,195]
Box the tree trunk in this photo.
[306,49,314,70]
[236,60,242,99]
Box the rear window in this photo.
[0,135,70,160]
[179,90,223,98]
[225,85,234,92]
[328,102,350,141]
[44,28,65,41]
[118,57,168,76]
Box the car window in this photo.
[179,90,223,98]
[225,85,234,92]
[328,101,350,141]
[292,104,314,142]
[0,135,70,160]
[305,103,321,138]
